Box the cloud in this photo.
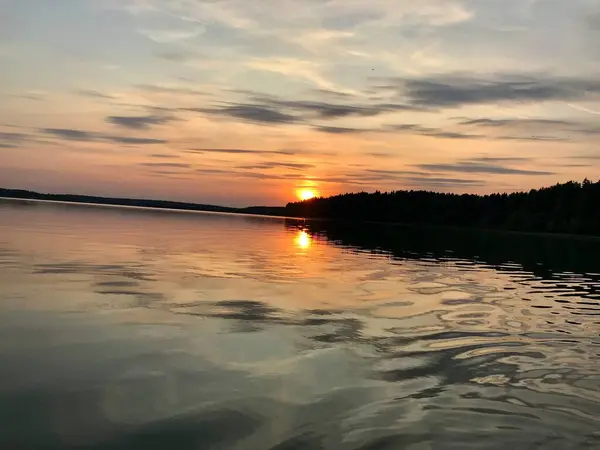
[106,114,175,129]
[154,51,200,62]
[108,136,167,145]
[415,161,554,175]
[238,162,315,170]
[368,152,397,158]
[259,96,421,119]
[496,135,570,142]
[0,131,28,148]
[404,177,484,186]
[189,104,299,124]
[139,162,191,168]
[135,84,206,96]
[385,123,482,139]
[75,89,116,100]
[564,154,600,160]
[247,58,352,94]
[377,73,600,109]
[459,118,573,128]
[148,153,180,159]
[458,116,600,141]
[195,167,298,181]
[587,11,600,30]
[42,128,95,141]
[41,128,167,145]
[314,126,373,134]
[187,91,423,127]
[365,169,429,177]
[469,157,533,163]
[187,148,297,155]
[139,27,205,43]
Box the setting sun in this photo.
[297,188,319,201]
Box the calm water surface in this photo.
[1,199,600,449]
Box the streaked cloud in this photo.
[187,148,297,156]
[0,132,28,148]
[375,73,600,109]
[41,128,167,145]
[415,161,555,176]
[139,162,191,169]
[106,114,176,129]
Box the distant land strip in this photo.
[3,179,600,236]
[0,188,287,217]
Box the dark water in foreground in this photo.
[1,199,600,449]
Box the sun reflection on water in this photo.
[294,230,312,250]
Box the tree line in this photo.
[285,179,600,236]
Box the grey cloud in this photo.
[260,97,421,119]
[427,131,481,139]
[405,177,485,186]
[195,167,296,181]
[11,93,44,101]
[459,118,573,128]
[366,169,429,177]
[149,153,180,159]
[386,123,482,140]
[587,12,600,29]
[110,136,166,144]
[457,116,600,141]
[415,161,554,176]
[321,11,383,30]
[146,170,191,179]
[195,168,232,174]
[496,135,570,142]
[389,117,598,142]
[187,148,297,155]
[469,157,532,163]
[378,73,600,108]
[154,51,202,62]
[107,114,175,129]
[189,104,299,124]
[368,152,396,158]
[136,84,206,96]
[41,128,166,145]
[314,126,373,134]
[187,91,422,127]
[42,128,96,141]
[574,127,600,136]
[239,162,315,170]
[0,131,28,147]
[565,154,600,160]
[76,89,115,100]
[139,162,191,168]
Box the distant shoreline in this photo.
[0,188,289,217]
[3,184,600,241]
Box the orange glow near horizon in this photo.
[296,188,319,201]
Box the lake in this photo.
[1,198,599,449]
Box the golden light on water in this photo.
[296,188,319,201]
[294,230,312,249]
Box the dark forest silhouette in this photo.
[285,179,600,236]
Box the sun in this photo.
[297,188,319,201]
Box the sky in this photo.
[1,0,600,207]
